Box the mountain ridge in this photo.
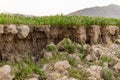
[68,4,120,18]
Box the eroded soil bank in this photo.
[0,24,119,61]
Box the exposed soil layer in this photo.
[0,25,119,61]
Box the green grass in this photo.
[100,55,117,66]
[68,67,90,80]
[101,69,115,80]
[0,13,120,26]
[12,54,46,80]
[62,38,77,53]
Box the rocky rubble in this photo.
[0,65,14,80]
[41,38,120,80]
[1,37,120,79]
[42,60,76,80]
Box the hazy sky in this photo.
[0,0,120,16]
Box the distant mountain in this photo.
[68,4,120,18]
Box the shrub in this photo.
[62,38,76,53]
[46,43,58,52]
[78,53,84,60]
[67,57,78,66]
[68,68,90,80]
[101,69,115,80]
[117,51,120,59]
[100,55,116,66]
[13,54,46,80]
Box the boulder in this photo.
[88,77,97,80]
[17,25,30,39]
[56,76,77,80]
[54,60,71,71]
[0,65,14,80]
[87,65,102,79]
[77,64,83,69]
[4,24,18,34]
[54,60,71,75]
[0,25,4,34]
[113,62,120,71]
[85,45,103,61]
[69,53,80,62]
[28,78,38,80]
[85,55,94,62]
[69,78,78,80]
[47,71,62,80]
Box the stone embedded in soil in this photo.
[88,25,101,45]
[107,26,119,35]
[4,24,18,34]
[75,26,86,44]
[101,26,119,44]
[17,25,30,39]
[0,25,4,34]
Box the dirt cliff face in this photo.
[0,24,119,61]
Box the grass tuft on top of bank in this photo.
[0,13,120,27]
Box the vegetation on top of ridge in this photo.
[0,13,120,26]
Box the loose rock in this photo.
[113,62,120,71]
[54,60,71,71]
[0,65,14,80]
[87,65,102,79]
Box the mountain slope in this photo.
[68,4,120,18]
